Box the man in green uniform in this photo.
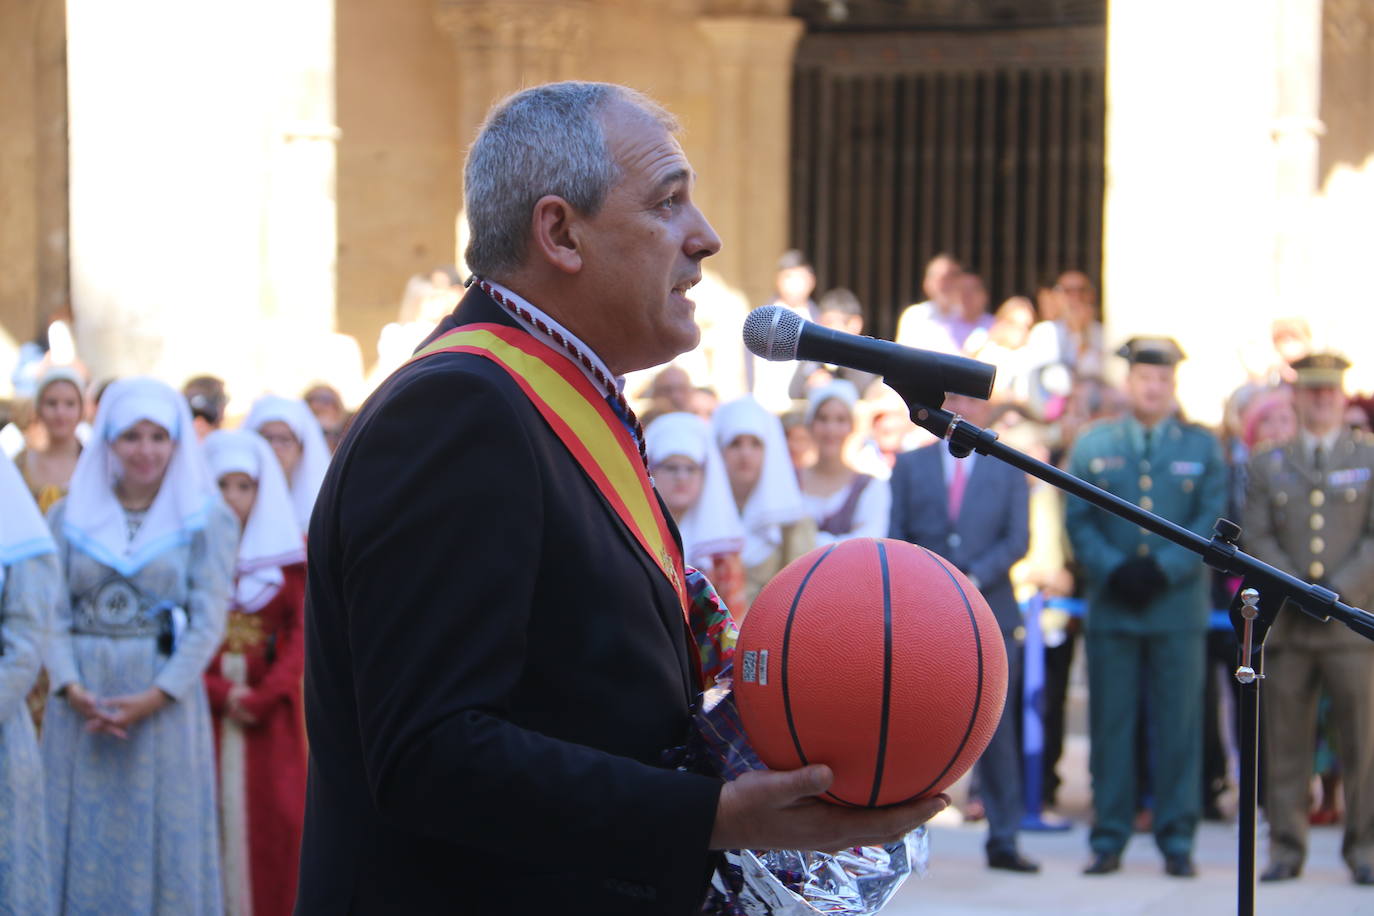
[1065,338,1226,877]
[1244,352,1374,886]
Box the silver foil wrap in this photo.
[696,681,930,915]
[712,829,928,915]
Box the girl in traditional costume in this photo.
[203,429,308,916]
[712,397,816,612]
[243,395,331,533]
[16,366,87,514]
[798,380,891,544]
[42,377,237,915]
[0,451,60,914]
[645,412,747,615]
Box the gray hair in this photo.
[463,81,678,278]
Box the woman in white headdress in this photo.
[243,395,331,533]
[41,377,237,915]
[0,451,61,914]
[799,380,891,544]
[645,412,747,614]
[203,430,308,916]
[712,397,816,610]
[16,366,88,515]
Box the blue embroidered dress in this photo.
[42,499,237,915]
[0,549,61,915]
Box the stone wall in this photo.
[338,0,800,395]
[0,0,67,392]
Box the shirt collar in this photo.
[1300,427,1342,459]
[485,280,624,394]
[1126,413,1175,452]
[940,447,976,480]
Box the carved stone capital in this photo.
[697,15,804,63]
[702,0,792,14]
[434,0,591,53]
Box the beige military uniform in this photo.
[1244,428,1374,872]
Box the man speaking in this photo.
[296,82,947,914]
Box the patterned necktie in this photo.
[605,394,640,446]
[948,459,967,521]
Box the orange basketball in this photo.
[734,537,1008,808]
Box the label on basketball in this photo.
[757,649,769,686]
[741,650,758,684]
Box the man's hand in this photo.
[709,764,949,853]
[1107,557,1167,608]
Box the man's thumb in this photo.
[772,764,833,802]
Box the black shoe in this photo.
[1164,855,1196,878]
[988,849,1041,873]
[1083,852,1121,875]
[1260,862,1300,882]
[1353,865,1374,886]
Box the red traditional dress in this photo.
[204,429,308,916]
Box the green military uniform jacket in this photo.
[1066,414,1227,633]
[1243,428,1374,651]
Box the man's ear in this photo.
[529,195,583,275]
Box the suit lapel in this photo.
[1284,440,1321,486]
[439,286,696,697]
[956,455,991,529]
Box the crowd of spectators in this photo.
[1,245,1369,905]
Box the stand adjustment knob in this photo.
[1214,518,1242,544]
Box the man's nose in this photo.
[686,205,722,260]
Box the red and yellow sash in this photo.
[411,323,697,678]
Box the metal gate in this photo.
[790,26,1106,338]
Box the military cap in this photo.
[1116,337,1186,366]
[1291,351,1351,388]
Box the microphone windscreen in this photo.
[743,305,804,362]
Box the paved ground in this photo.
[882,735,1374,915]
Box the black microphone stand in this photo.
[884,377,1374,916]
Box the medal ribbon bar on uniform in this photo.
[411,323,696,671]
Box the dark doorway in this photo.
[789,3,1106,337]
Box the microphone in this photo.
[743,305,997,401]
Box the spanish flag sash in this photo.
[410,322,697,679]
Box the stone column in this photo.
[697,15,804,312]
[67,0,337,396]
[1102,0,1284,424]
[1271,0,1324,312]
[435,0,592,263]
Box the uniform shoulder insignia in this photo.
[1176,419,1215,440]
[1076,417,1116,440]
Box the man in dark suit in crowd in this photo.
[889,392,1037,873]
[296,81,948,915]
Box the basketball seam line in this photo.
[896,546,985,805]
[781,543,838,786]
[867,541,894,808]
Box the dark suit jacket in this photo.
[887,444,1029,635]
[297,287,721,914]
